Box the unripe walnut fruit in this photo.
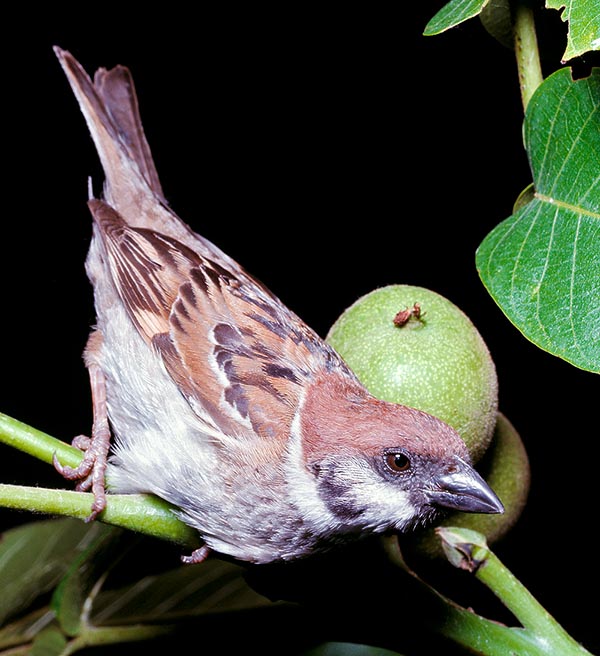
[326,285,498,461]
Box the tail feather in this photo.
[55,47,243,273]
[93,63,165,202]
[55,47,190,243]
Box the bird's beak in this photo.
[426,456,504,514]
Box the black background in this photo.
[1,4,598,654]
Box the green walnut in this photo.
[326,285,498,462]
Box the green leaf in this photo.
[546,0,600,61]
[51,525,128,636]
[91,559,271,625]
[480,0,513,49]
[0,519,111,628]
[476,67,600,373]
[424,0,489,35]
[30,627,68,656]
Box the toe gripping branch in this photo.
[53,363,111,520]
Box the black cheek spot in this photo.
[316,470,366,521]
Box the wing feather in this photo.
[88,198,348,442]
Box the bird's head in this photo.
[298,372,504,537]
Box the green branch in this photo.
[438,527,592,655]
[513,1,544,110]
[0,412,82,469]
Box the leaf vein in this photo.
[534,193,600,219]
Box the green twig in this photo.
[0,484,198,549]
[385,536,547,656]
[438,527,592,655]
[0,412,82,469]
[513,1,544,110]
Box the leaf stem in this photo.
[386,536,541,655]
[432,599,540,656]
[513,0,544,110]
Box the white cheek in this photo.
[356,481,416,533]
[340,461,417,533]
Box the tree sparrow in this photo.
[53,48,503,565]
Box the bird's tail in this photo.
[54,47,195,245]
[55,47,247,272]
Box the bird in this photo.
[52,47,503,565]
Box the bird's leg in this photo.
[54,334,111,520]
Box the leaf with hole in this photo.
[546,0,600,61]
[476,67,600,372]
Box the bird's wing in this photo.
[62,46,352,443]
[89,199,343,441]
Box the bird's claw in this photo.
[53,430,110,521]
[181,545,211,564]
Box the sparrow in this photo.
[53,47,503,565]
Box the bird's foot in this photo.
[181,545,211,565]
[53,425,110,521]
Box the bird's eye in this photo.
[385,452,411,473]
